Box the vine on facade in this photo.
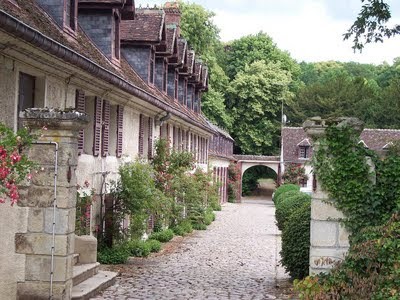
[0,123,36,205]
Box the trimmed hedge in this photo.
[149,229,174,242]
[280,201,311,279]
[275,192,311,230]
[274,189,301,207]
[273,184,300,203]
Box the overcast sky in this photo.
[135,0,400,65]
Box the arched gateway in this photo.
[233,155,282,199]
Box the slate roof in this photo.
[165,25,177,55]
[121,9,164,43]
[282,127,400,163]
[0,0,212,132]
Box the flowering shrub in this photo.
[0,123,36,205]
[282,163,308,185]
[76,180,95,235]
[227,163,240,202]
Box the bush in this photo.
[274,189,301,207]
[210,201,222,211]
[97,244,130,264]
[280,201,311,279]
[275,192,311,230]
[192,223,207,230]
[273,184,300,203]
[180,220,193,234]
[204,211,215,225]
[127,240,151,257]
[146,239,162,253]
[295,213,400,299]
[149,229,174,242]
[172,224,186,236]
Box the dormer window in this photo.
[65,0,77,32]
[113,12,120,60]
[299,146,310,159]
[163,61,168,92]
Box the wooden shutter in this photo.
[139,114,144,156]
[148,117,153,159]
[116,105,124,158]
[93,97,102,156]
[101,100,110,157]
[75,89,85,155]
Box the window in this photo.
[18,72,37,129]
[300,178,307,188]
[65,0,77,31]
[299,146,310,159]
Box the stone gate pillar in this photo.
[236,161,242,203]
[16,109,88,299]
[303,117,363,275]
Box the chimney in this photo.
[164,2,181,36]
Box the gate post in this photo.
[14,109,88,299]
[303,117,363,275]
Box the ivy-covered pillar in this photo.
[16,109,88,299]
[303,117,363,275]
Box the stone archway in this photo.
[241,165,278,198]
[233,155,281,199]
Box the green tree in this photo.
[224,32,300,80]
[344,0,400,50]
[179,1,232,130]
[228,60,292,154]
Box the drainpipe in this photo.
[32,141,59,300]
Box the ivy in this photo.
[314,125,399,233]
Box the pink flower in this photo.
[10,151,21,164]
[42,126,48,131]
[0,198,5,203]
[0,167,10,180]
[27,173,32,181]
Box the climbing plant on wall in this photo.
[0,123,36,205]
[313,124,400,233]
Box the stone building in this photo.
[0,0,232,299]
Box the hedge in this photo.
[275,192,311,230]
[273,184,300,203]
[280,201,311,279]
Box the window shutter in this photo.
[93,97,102,156]
[148,117,153,159]
[102,100,110,157]
[139,114,144,156]
[75,89,85,155]
[116,105,124,158]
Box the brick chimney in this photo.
[164,2,181,36]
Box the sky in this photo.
[135,0,400,65]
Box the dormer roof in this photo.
[297,138,311,147]
[121,8,165,43]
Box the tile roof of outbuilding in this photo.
[282,127,400,162]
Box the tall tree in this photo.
[228,61,293,155]
[179,1,232,129]
[344,0,400,50]
[224,32,300,80]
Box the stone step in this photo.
[71,270,118,300]
[73,253,80,266]
[72,262,100,286]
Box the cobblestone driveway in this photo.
[93,197,291,300]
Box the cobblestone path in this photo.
[94,197,291,300]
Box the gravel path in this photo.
[93,196,292,300]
